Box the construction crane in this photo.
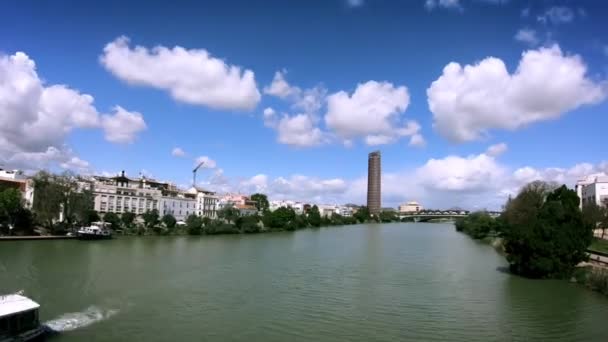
[192,161,205,188]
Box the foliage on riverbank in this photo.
[456,181,594,279]
[105,203,400,237]
[573,267,608,296]
[455,212,502,239]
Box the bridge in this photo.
[398,210,501,222]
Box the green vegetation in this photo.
[457,181,596,280]
[455,212,502,239]
[250,193,269,212]
[0,188,34,235]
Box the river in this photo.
[1,223,608,341]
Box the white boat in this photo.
[0,294,47,341]
[77,222,113,240]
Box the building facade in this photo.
[92,172,165,215]
[578,176,608,208]
[195,189,219,219]
[0,169,34,208]
[159,193,196,221]
[367,151,381,215]
[399,201,423,213]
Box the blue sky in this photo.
[1,0,608,209]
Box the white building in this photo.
[399,201,423,213]
[92,172,165,215]
[189,188,219,219]
[159,193,197,221]
[578,175,608,208]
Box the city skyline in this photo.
[1,0,608,210]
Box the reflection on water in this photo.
[1,223,608,341]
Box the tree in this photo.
[455,212,500,239]
[186,214,203,235]
[103,212,121,230]
[308,205,321,227]
[121,212,136,228]
[582,203,603,231]
[502,183,593,278]
[379,210,397,223]
[236,215,260,233]
[142,209,160,228]
[162,214,177,229]
[250,193,269,212]
[83,210,100,226]
[354,206,370,223]
[330,212,344,225]
[32,171,65,229]
[0,188,23,226]
[218,205,239,224]
[268,207,296,229]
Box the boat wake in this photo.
[44,306,118,332]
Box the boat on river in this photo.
[0,293,48,341]
[77,222,112,240]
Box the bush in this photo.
[455,212,500,239]
[587,269,608,295]
[503,183,593,278]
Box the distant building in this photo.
[159,191,196,221]
[577,175,608,208]
[399,201,423,213]
[91,171,166,215]
[367,151,381,215]
[189,188,219,219]
[0,168,34,208]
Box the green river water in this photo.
[1,223,608,341]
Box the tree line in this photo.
[1,171,403,236]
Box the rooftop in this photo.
[0,294,40,317]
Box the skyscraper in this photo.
[367,151,381,215]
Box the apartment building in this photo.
[92,172,166,215]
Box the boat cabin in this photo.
[0,294,44,341]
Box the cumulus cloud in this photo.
[428,44,606,142]
[172,147,186,157]
[194,156,217,169]
[425,0,461,11]
[326,81,421,145]
[0,51,145,171]
[100,36,261,111]
[486,143,507,157]
[538,6,575,24]
[346,0,364,7]
[60,156,91,173]
[263,107,278,128]
[263,71,300,99]
[277,114,327,147]
[101,106,147,143]
[409,134,426,147]
[514,28,539,46]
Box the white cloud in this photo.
[347,0,364,7]
[325,81,420,145]
[538,6,575,24]
[0,51,144,171]
[172,147,186,157]
[486,142,507,157]
[60,156,91,173]
[263,71,300,99]
[100,36,260,111]
[276,114,327,147]
[409,134,426,147]
[194,156,217,169]
[263,107,278,128]
[101,106,147,144]
[417,153,506,192]
[428,44,606,142]
[425,0,461,10]
[514,28,539,46]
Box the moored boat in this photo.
[77,222,112,240]
[0,293,47,341]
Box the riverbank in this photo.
[0,235,76,241]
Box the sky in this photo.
[1,0,608,210]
